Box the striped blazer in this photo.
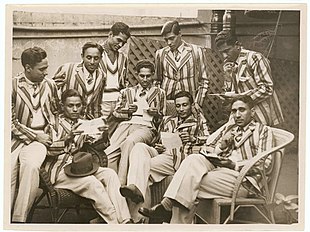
[113,85,167,119]
[43,116,86,184]
[99,48,128,89]
[11,73,59,152]
[206,120,274,192]
[155,41,209,106]
[53,62,106,119]
[158,114,209,170]
[224,48,284,126]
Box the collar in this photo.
[175,42,185,54]
[60,114,79,126]
[23,74,42,86]
[177,114,196,124]
[235,120,256,133]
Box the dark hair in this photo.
[135,59,155,73]
[215,30,238,48]
[174,91,194,104]
[161,20,181,36]
[21,47,47,68]
[82,42,104,56]
[231,95,254,109]
[110,22,131,37]
[61,89,84,105]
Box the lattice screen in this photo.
[127,36,298,136]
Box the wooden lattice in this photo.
[127,37,298,137]
[270,59,299,138]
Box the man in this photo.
[215,30,284,126]
[99,22,131,122]
[104,60,166,185]
[11,47,59,222]
[155,20,209,110]
[43,89,133,224]
[119,91,209,221]
[53,42,105,119]
[139,95,274,223]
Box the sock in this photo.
[161,197,172,211]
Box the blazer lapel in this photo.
[177,44,193,70]
[164,49,178,71]
[75,64,87,93]
[17,79,34,112]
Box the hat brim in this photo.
[64,163,100,177]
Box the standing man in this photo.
[100,22,131,130]
[155,20,209,111]
[215,30,284,126]
[53,42,105,120]
[104,60,166,185]
[43,89,133,224]
[139,96,274,223]
[119,91,209,221]
[11,47,59,222]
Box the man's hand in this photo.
[223,62,235,74]
[211,158,236,169]
[35,133,52,147]
[219,131,234,151]
[98,124,109,133]
[147,107,159,116]
[64,123,83,144]
[128,104,138,114]
[179,131,193,143]
[154,143,166,154]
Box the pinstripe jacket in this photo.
[99,48,128,90]
[43,116,86,184]
[113,84,167,119]
[11,73,59,152]
[206,120,274,192]
[53,62,106,119]
[157,114,209,170]
[224,48,284,126]
[155,41,209,106]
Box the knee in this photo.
[184,154,203,164]
[130,143,149,158]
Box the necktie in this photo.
[235,127,244,142]
[87,73,94,85]
[139,88,147,97]
[174,50,180,62]
[32,83,40,110]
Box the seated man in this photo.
[104,60,166,185]
[120,91,209,221]
[139,95,274,223]
[11,47,59,223]
[43,89,133,224]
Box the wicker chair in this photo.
[27,142,108,223]
[195,127,294,224]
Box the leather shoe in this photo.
[138,203,172,222]
[120,184,144,204]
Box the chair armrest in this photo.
[229,147,282,221]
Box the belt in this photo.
[104,88,119,93]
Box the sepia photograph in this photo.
[3,3,307,231]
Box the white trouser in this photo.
[101,100,117,120]
[54,167,131,224]
[164,154,248,223]
[105,124,154,185]
[11,141,47,222]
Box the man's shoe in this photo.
[120,184,144,204]
[138,203,172,222]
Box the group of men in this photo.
[10,20,284,224]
